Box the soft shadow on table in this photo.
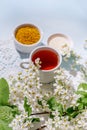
[61,55,82,76]
[17,50,30,59]
[16,42,45,59]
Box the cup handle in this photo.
[20,59,30,69]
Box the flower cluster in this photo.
[9,112,33,130]
[8,61,41,107]
[53,68,80,108]
[6,52,87,130]
[43,68,87,130]
[60,43,71,56]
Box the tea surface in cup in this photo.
[31,49,59,70]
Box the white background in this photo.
[0,0,87,54]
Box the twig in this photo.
[36,125,47,130]
[31,111,50,116]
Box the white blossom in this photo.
[6,53,87,130]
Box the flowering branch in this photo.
[31,111,50,116]
[8,57,87,130]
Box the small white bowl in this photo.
[13,23,43,53]
[47,33,74,56]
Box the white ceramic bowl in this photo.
[13,23,43,53]
[47,33,74,56]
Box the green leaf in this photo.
[78,83,87,90]
[0,78,19,130]
[23,117,40,124]
[77,97,87,105]
[66,107,80,118]
[37,99,43,106]
[81,97,87,104]
[47,97,63,115]
[0,106,13,123]
[76,91,87,97]
[31,118,40,123]
[47,97,58,111]
[70,111,80,118]
[57,103,63,115]
[24,97,32,116]
[66,107,74,114]
[77,97,82,103]
[78,103,84,110]
[49,113,55,119]
[11,105,20,117]
[0,119,12,130]
[0,78,9,105]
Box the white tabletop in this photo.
[0,0,87,55]
[0,2,87,129]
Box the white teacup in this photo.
[20,46,62,83]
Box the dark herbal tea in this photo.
[32,49,59,70]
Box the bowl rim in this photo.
[47,33,74,49]
[13,23,43,47]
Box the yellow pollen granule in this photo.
[15,26,40,45]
